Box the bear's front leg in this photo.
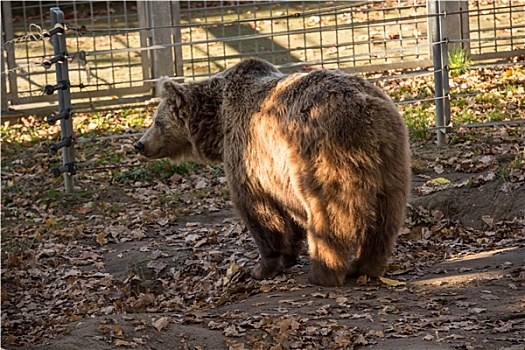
[251,254,283,280]
[234,196,295,281]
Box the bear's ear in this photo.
[157,77,187,108]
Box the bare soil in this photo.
[11,143,524,350]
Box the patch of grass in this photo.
[114,167,148,182]
[126,112,149,128]
[475,92,501,106]
[510,155,524,170]
[448,47,471,77]
[150,160,201,178]
[194,189,209,199]
[160,193,181,204]
[497,165,511,182]
[402,105,434,140]
[105,203,123,215]
[485,110,505,122]
[128,260,149,280]
[451,98,469,108]
[454,111,477,125]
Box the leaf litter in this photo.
[1,65,524,349]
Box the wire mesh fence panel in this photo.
[2,0,150,109]
[173,0,432,78]
[1,0,524,113]
[467,0,525,60]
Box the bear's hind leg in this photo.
[349,231,391,278]
[307,244,349,287]
[349,193,404,278]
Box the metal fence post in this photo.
[428,0,450,146]
[50,7,75,193]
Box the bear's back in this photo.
[221,61,405,155]
[220,58,283,81]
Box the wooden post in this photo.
[2,1,17,107]
[442,1,470,52]
[148,1,174,79]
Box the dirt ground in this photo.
[24,245,525,350]
[4,139,520,350]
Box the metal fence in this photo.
[2,0,524,116]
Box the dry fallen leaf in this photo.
[152,316,170,331]
[96,231,107,245]
[378,276,407,287]
[356,275,369,285]
[114,339,138,348]
[114,323,125,337]
[226,262,239,276]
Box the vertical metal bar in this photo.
[188,1,195,80]
[89,2,100,91]
[429,0,447,146]
[22,1,30,96]
[285,1,292,64]
[350,3,356,67]
[381,2,387,63]
[220,1,228,67]
[124,0,133,87]
[317,1,324,67]
[475,2,481,54]
[302,2,307,62]
[137,1,152,90]
[1,44,7,113]
[204,2,211,75]
[492,1,497,53]
[236,1,242,61]
[508,1,514,50]
[333,1,340,68]
[51,7,75,192]
[106,1,116,87]
[39,0,51,87]
[366,2,372,65]
[253,1,259,61]
[171,1,185,79]
[269,1,275,65]
[397,0,404,61]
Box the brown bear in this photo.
[135,58,411,287]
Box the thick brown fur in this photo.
[137,58,411,287]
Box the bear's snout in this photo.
[134,141,145,154]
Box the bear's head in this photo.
[135,77,194,161]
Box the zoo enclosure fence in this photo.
[2,0,524,116]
